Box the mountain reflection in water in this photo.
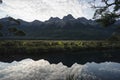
[0,59,120,80]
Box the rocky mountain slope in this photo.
[0,14,118,40]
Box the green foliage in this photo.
[0,40,120,53]
[96,13,117,27]
[92,0,120,26]
[56,41,63,45]
[14,30,26,36]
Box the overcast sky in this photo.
[0,0,95,22]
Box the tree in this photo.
[0,0,2,4]
[8,27,18,33]
[14,30,26,36]
[8,27,26,36]
[91,0,120,26]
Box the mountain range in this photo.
[0,14,119,40]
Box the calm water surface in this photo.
[0,50,120,80]
[0,59,120,80]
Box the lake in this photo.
[0,50,120,80]
[0,59,120,80]
[0,50,120,66]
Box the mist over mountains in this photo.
[0,14,118,40]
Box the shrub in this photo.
[14,30,26,36]
[8,27,18,33]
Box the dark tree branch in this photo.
[91,0,120,26]
[0,0,2,3]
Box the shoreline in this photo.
[0,40,120,66]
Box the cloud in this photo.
[0,0,94,21]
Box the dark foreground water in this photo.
[0,50,120,66]
[0,59,120,80]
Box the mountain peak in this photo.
[49,17,60,22]
[33,20,41,23]
[77,17,88,21]
[63,14,75,21]
[0,16,21,25]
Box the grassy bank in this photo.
[0,40,120,53]
[0,40,120,64]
